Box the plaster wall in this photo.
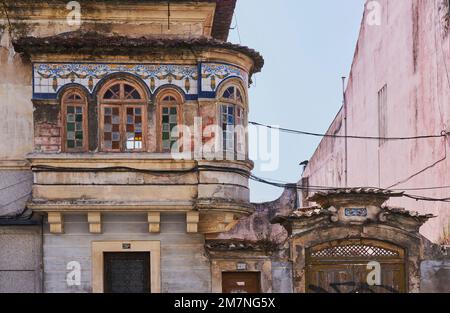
[0,225,42,292]
[42,213,211,293]
[303,0,450,243]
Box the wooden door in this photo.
[306,239,406,293]
[104,252,150,293]
[222,272,261,293]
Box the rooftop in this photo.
[13,31,264,74]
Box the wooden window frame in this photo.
[218,84,247,157]
[155,89,184,153]
[99,79,148,152]
[61,89,89,152]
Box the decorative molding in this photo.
[186,211,199,233]
[0,160,31,170]
[219,212,236,232]
[33,63,198,98]
[344,207,368,217]
[32,62,249,101]
[147,212,160,233]
[48,212,63,234]
[87,212,102,234]
[200,62,248,94]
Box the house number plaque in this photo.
[122,243,131,249]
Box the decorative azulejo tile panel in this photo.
[33,63,198,99]
[344,208,368,217]
[32,62,249,100]
[200,63,248,94]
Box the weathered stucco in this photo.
[302,0,450,244]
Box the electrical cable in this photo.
[31,164,450,203]
[249,121,448,141]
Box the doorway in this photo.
[305,239,406,293]
[103,252,151,293]
[222,272,261,293]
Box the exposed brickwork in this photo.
[34,122,61,153]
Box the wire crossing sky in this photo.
[227,0,366,202]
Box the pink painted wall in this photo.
[302,0,450,243]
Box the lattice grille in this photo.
[311,244,399,258]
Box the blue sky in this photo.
[227,0,366,202]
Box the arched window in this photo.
[99,80,147,152]
[219,84,246,156]
[157,90,183,153]
[62,89,88,152]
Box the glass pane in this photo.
[104,141,112,149]
[104,124,112,132]
[222,86,235,99]
[124,84,141,99]
[104,84,120,99]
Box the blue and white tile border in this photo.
[32,62,248,101]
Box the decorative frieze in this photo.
[32,62,248,100]
[200,63,248,95]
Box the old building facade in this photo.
[0,0,448,293]
[0,0,269,293]
[301,0,450,245]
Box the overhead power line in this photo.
[249,121,448,141]
[26,164,450,204]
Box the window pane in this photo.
[66,105,83,150]
[124,84,141,99]
[161,106,179,152]
[222,86,235,99]
[125,107,144,151]
[103,106,121,150]
[104,84,120,99]
[221,104,236,153]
